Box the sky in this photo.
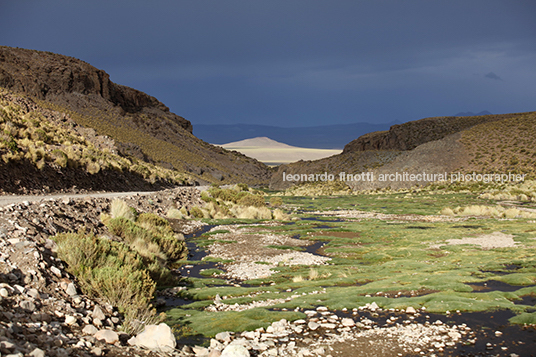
[1,1,535,127]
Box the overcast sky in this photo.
[1,1,535,127]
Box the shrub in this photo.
[167,208,184,219]
[110,199,137,221]
[53,231,158,334]
[269,197,283,207]
[233,206,272,220]
[440,207,454,216]
[190,206,204,219]
[272,209,290,221]
[51,149,68,167]
[237,194,265,208]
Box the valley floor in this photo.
[2,186,536,356]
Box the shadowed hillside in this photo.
[0,46,271,191]
[271,111,536,190]
[343,113,518,153]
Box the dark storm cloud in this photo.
[485,72,503,81]
[1,0,535,126]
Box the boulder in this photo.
[131,323,176,353]
[221,344,250,357]
[94,329,119,344]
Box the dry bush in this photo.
[272,209,290,221]
[167,208,184,219]
[110,199,137,221]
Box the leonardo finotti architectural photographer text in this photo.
[282,171,525,184]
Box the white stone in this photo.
[50,266,62,277]
[92,306,106,321]
[216,331,232,343]
[29,348,45,357]
[341,318,355,327]
[82,324,99,335]
[64,315,77,325]
[132,323,176,353]
[221,344,250,357]
[94,329,119,344]
[65,283,77,296]
[308,321,320,330]
[0,288,9,298]
[406,306,417,314]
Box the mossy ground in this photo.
[166,189,536,340]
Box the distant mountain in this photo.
[454,111,493,117]
[220,137,342,165]
[194,122,399,149]
[220,137,295,149]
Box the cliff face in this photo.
[343,114,517,153]
[0,46,192,132]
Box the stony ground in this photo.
[0,187,203,357]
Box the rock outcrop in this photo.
[0,46,192,132]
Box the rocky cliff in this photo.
[0,46,192,132]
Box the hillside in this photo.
[0,46,271,193]
[270,111,536,190]
[342,113,517,153]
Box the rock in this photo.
[29,348,45,357]
[215,331,232,343]
[341,318,355,327]
[64,315,77,325]
[1,340,16,350]
[192,346,209,356]
[94,329,119,344]
[308,321,320,330]
[50,266,62,277]
[82,324,99,335]
[208,350,222,357]
[132,323,176,353]
[92,306,106,321]
[221,344,250,357]
[406,306,417,314]
[91,347,103,356]
[65,283,77,296]
[27,288,40,299]
[0,288,9,297]
[19,300,36,312]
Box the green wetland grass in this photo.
[166,190,536,338]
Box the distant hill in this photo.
[220,137,341,165]
[221,137,294,148]
[194,122,399,150]
[455,110,493,117]
[270,111,536,190]
[343,113,513,153]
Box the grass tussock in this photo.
[479,180,536,202]
[110,199,137,221]
[281,181,352,196]
[194,186,291,221]
[0,89,192,185]
[53,230,163,334]
[440,204,536,219]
